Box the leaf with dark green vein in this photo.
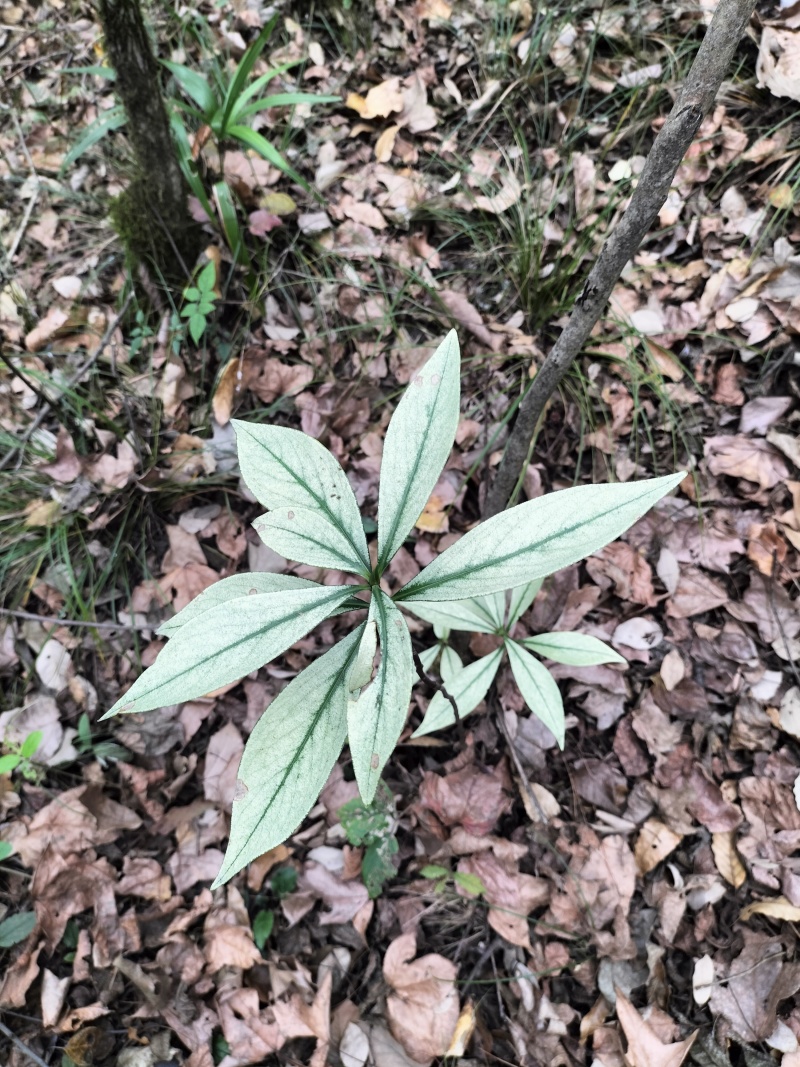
[157,573,317,636]
[233,421,370,575]
[377,330,461,572]
[213,626,363,886]
[521,631,625,666]
[403,599,497,634]
[412,648,503,737]
[102,586,353,719]
[348,592,413,803]
[505,640,565,746]
[508,578,543,626]
[397,473,683,602]
[254,506,370,575]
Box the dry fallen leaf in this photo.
[740,896,800,923]
[634,819,683,875]
[384,932,460,1062]
[615,989,697,1067]
[712,830,747,888]
[757,27,800,102]
[692,956,714,1006]
[347,78,404,120]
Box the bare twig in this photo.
[412,648,466,746]
[4,104,40,263]
[496,709,550,825]
[484,0,758,517]
[0,608,152,632]
[0,292,134,471]
[0,1017,51,1067]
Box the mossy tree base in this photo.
[99,0,202,290]
[110,177,201,290]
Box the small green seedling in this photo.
[75,713,130,766]
[163,18,338,188]
[252,909,274,949]
[181,261,218,344]
[0,730,43,782]
[101,330,682,886]
[420,865,486,898]
[129,308,156,357]
[412,583,625,743]
[339,784,399,898]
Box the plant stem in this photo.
[484,0,758,517]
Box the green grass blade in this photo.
[60,105,126,172]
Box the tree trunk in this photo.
[98,0,201,287]
[483,0,758,518]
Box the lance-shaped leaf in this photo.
[349,620,377,694]
[417,644,441,673]
[505,640,565,747]
[479,592,506,629]
[157,572,316,636]
[213,626,364,886]
[412,648,503,737]
[440,645,463,686]
[508,578,543,627]
[397,472,683,602]
[377,331,461,572]
[102,586,353,719]
[233,421,370,577]
[403,599,497,634]
[254,506,368,574]
[521,631,625,666]
[348,591,413,803]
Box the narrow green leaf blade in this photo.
[212,180,251,268]
[377,331,461,571]
[157,573,317,636]
[398,473,683,602]
[254,506,370,576]
[233,421,370,574]
[236,91,340,119]
[227,124,308,190]
[162,60,217,118]
[60,105,126,172]
[102,586,353,718]
[219,16,278,134]
[505,640,565,747]
[402,598,497,634]
[348,592,413,803]
[522,631,625,666]
[412,648,503,737]
[227,60,304,120]
[213,625,363,886]
[440,645,463,686]
[508,578,543,627]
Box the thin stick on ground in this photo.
[412,649,466,746]
[0,608,154,632]
[0,292,134,472]
[484,0,758,518]
[0,1018,51,1067]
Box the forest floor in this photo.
[2,0,800,1065]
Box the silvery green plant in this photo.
[412,583,625,743]
[102,331,682,885]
